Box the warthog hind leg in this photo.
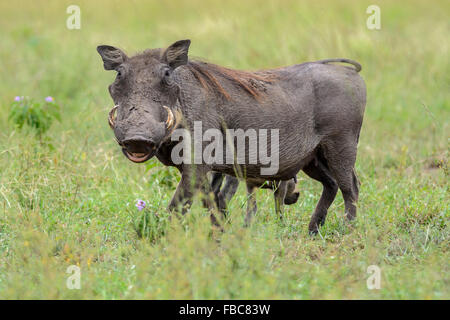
[322,139,360,223]
[302,158,338,234]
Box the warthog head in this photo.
[97,40,190,163]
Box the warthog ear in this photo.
[97,45,127,70]
[162,39,191,69]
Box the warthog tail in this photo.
[315,58,362,72]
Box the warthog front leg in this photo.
[273,181,288,220]
[169,168,222,228]
[244,184,257,227]
[210,173,239,218]
[168,173,194,215]
[199,177,223,228]
[219,175,239,205]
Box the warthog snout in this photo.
[117,124,164,163]
[107,104,176,163]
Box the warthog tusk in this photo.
[163,105,174,130]
[108,105,118,129]
[160,106,182,145]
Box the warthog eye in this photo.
[162,68,174,86]
[115,66,125,80]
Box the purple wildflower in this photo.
[45,96,54,103]
[14,96,21,102]
[136,199,146,211]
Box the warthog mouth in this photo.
[122,149,155,163]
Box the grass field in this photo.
[0,0,448,299]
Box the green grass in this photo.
[0,0,448,299]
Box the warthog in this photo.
[97,39,366,233]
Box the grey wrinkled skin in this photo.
[97,39,366,234]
